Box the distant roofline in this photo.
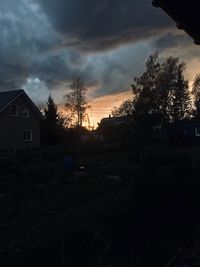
[0,89,43,119]
[0,89,24,94]
[0,90,24,113]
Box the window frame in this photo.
[195,127,200,137]
[10,104,18,117]
[22,105,29,118]
[23,129,33,142]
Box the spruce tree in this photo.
[44,95,59,127]
[43,95,62,145]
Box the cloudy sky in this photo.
[1,0,200,126]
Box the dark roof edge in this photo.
[0,89,43,119]
[22,91,44,120]
[0,90,24,113]
[152,0,200,45]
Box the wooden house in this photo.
[0,90,43,149]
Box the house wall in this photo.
[0,94,41,149]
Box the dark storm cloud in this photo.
[152,31,200,66]
[0,0,195,100]
[0,0,93,92]
[0,0,54,90]
[32,53,96,88]
[36,0,173,51]
[153,32,192,50]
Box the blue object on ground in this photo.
[64,156,73,172]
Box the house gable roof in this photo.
[0,90,24,112]
[0,89,43,119]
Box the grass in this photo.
[2,145,200,266]
[0,149,132,266]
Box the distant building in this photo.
[0,90,43,149]
[99,115,132,128]
[98,115,134,143]
[168,120,200,146]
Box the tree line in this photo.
[42,78,89,145]
[112,52,200,133]
[42,51,200,145]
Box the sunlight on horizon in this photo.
[58,90,133,129]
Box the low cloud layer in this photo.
[36,0,172,51]
[0,0,199,106]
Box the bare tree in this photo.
[64,78,88,127]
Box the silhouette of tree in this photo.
[130,52,191,133]
[171,62,191,122]
[111,99,134,117]
[192,74,200,118]
[64,78,88,127]
[43,95,66,145]
[44,95,59,127]
[131,51,163,132]
[158,57,180,125]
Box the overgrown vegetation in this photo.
[0,147,132,266]
[1,144,200,266]
[111,52,200,134]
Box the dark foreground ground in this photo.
[1,146,200,266]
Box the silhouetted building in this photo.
[0,90,43,149]
[99,115,132,128]
[152,0,200,44]
[98,115,134,144]
[168,121,200,145]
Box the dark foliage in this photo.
[42,95,67,146]
[132,52,191,132]
[192,74,200,118]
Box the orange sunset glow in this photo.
[86,90,134,128]
[58,90,134,129]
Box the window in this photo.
[195,127,200,137]
[22,105,29,118]
[10,105,18,116]
[23,130,32,141]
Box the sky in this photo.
[1,0,200,127]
